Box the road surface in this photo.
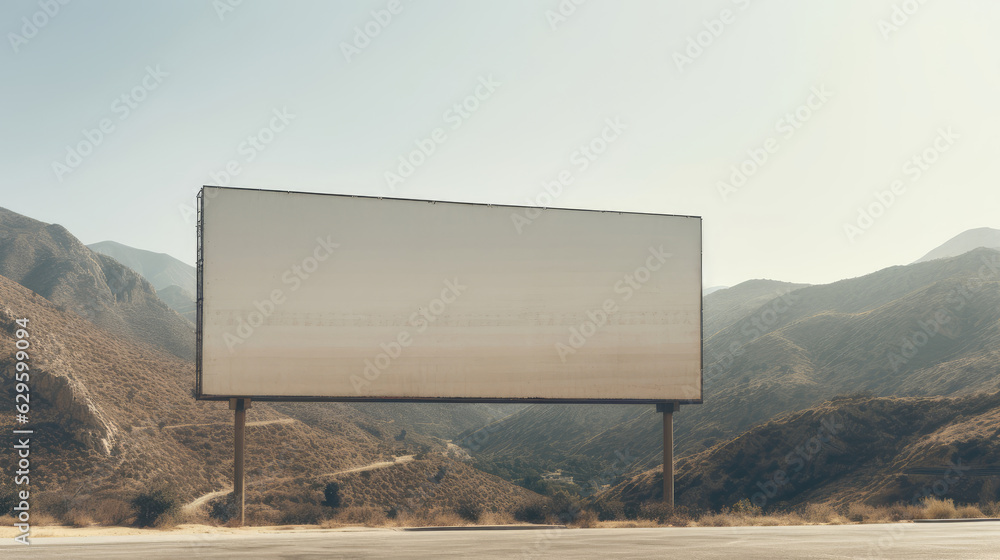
[4,521,999,559]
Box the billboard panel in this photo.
[197,186,701,403]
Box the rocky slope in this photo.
[0,207,193,360]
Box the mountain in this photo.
[88,240,197,322]
[462,248,1000,491]
[597,392,1000,511]
[0,207,194,360]
[914,227,1000,264]
[88,240,195,294]
[688,247,1000,455]
[703,286,728,296]
[703,279,809,337]
[156,284,196,323]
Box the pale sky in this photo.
[3,0,998,288]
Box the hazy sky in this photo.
[3,0,998,288]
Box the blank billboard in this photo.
[196,186,701,403]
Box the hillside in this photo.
[703,279,810,337]
[0,207,194,360]
[597,392,1000,511]
[0,274,381,501]
[0,274,537,521]
[462,248,1000,491]
[915,227,1000,264]
[156,284,196,324]
[687,247,1000,453]
[88,240,196,294]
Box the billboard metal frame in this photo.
[195,185,703,406]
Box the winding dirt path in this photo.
[182,455,416,514]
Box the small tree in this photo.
[322,481,342,509]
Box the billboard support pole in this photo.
[656,402,679,507]
[230,397,251,526]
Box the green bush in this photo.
[131,488,178,527]
[732,498,763,516]
[592,499,625,521]
[513,499,548,524]
[322,482,341,509]
[208,493,238,523]
[455,500,484,522]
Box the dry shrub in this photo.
[409,507,466,527]
[34,491,72,521]
[802,503,846,524]
[31,513,59,526]
[600,518,663,528]
[921,497,957,519]
[246,504,281,526]
[454,500,484,523]
[0,514,16,526]
[478,509,515,526]
[637,502,672,523]
[64,509,95,528]
[979,501,1000,517]
[695,512,738,527]
[846,503,890,524]
[886,503,923,521]
[93,499,133,526]
[335,506,388,526]
[278,502,325,525]
[571,509,599,528]
[955,505,984,519]
[592,499,625,521]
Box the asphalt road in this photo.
[4,522,1000,559]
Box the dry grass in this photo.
[478,510,516,526]
[22,491,1000,533]
[63,510,95,528]
[980,501,1000,517]
[594,519,663,528]
[955,505,985,518]
[846,502,891,524]
[331,506,388,526]
[801,503,847,524]
[92,499,133,526]
[921,497,958,519]
[30,513,60,526]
